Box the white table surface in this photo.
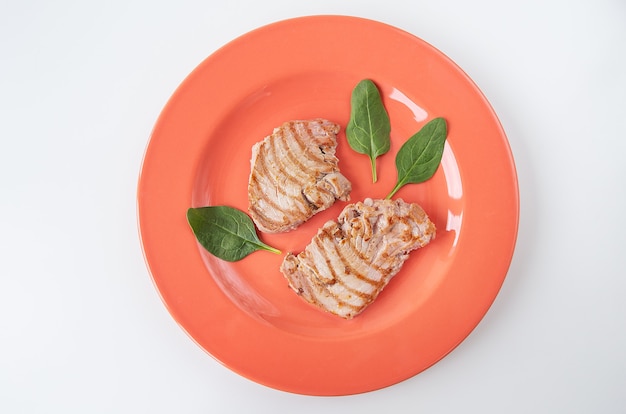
[2,1,625,412]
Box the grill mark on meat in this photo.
[303,121,314,142]
[280,198,436,319]
[292,121,336,170]
[312,233,376,300]
[271,129,332,218]
[248,158,284,213]
[250,146,305,222]
[295,124,333,172]
[327,294,365,311]
[292,126,322,169]
[332,240,380,290]
[312,286,362,313]
[269,137,303,186]
[301,227,382,307]
[272,139,318,213]
[330,276,375,304]
[281,124,312,175]
[305,273,364,311]
[310,237,338,283]
[333,230,385,282]
[290,122,307,146]
[268,134,316,217]
[248,119,351,233]
[253,132,314,219]
[285,123,309,164]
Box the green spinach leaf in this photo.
[386,117,447,199]
[187,206,281,262]
[346,79,391,182]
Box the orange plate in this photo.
[137,16,519,395]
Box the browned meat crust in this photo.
[248,119,351,233]
[280,198,436,319]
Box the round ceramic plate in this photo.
[137,16,519,395]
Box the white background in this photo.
[2,0,625,413]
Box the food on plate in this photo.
[386,117,448,199]
[346,79,391,183]
[280,198,436,318]
[248,119,352,233]
[186,206,281,262]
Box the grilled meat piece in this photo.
[248,119,351,233]
[280,198,436,319]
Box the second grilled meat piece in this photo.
[280,198,436,319]
[248,119,351,233]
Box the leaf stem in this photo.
[371,158,378,183]
[385,181,402,199]
[260,244,282,255]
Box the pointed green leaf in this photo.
[387,117,448,199]
[186,206,281,262]
[346,79,391,182]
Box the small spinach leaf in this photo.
[346,79,391,182]
[187,206,281,262]
[386,117,447,199]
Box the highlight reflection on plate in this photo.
[138,16,518,395]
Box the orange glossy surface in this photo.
[137,16,519,395]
